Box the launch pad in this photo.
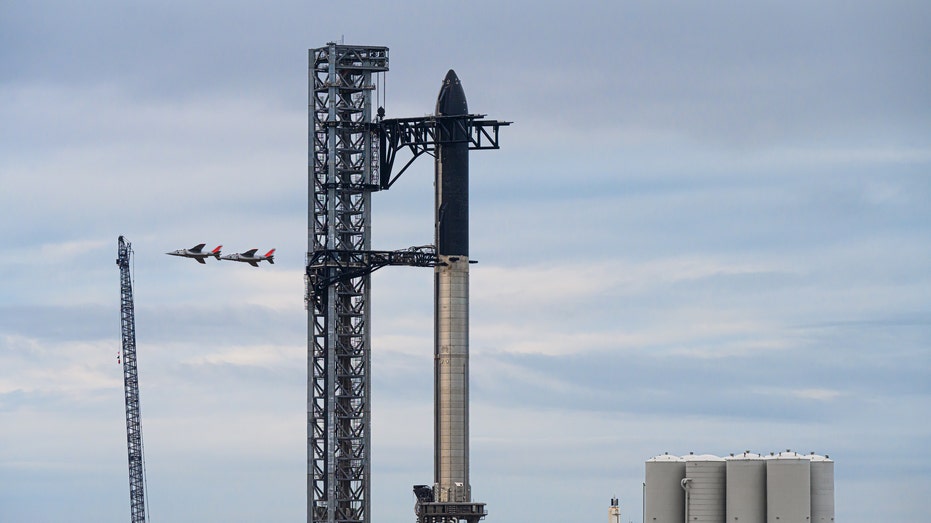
[306,43,508,523]
[414,484,487,523]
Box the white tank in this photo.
[683,453,725,523]
[644,453,685,523]
[766,451,811,523]
[725,452,766,523]
[809,454,835,522]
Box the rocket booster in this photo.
[434,69,472,503]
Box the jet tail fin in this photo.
[265,249,275,264]
[212,245,222,258]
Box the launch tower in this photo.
[307,42,507,523]
[306,43,388,523]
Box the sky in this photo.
[1,1,929,522]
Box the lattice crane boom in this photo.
[116,236,147,523]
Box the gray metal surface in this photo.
[810,455,835,522]
[766,451,811,523]
[725,453,766,523]
[644,454,685,523]
[434,256,470,501]
[683,454,725,523]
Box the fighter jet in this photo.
[221,248,275,267]
[166,244,222,264]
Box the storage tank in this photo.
[810,454,835,522]
[725,452,766,523]
[766,450,810,523]
[683,453,725,523]
[644,453,685,523]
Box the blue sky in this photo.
[1,1,929,522]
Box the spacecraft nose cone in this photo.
[436,69,468,116]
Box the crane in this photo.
[116,236,148,523]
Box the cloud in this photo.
[0,335,118,401]
[179,343,301,371]
[788,388,845,401]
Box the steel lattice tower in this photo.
[116,236,147,523]
[307,43,387,523]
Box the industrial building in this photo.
[644,451,834,523]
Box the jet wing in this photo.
[248,261,259,267]
[191,243,206,253]
[196,258,206,264]
[242,248,258,257]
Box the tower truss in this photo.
[307,43,387,523]
[116,236,147,523]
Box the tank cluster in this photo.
[644,450,834,523]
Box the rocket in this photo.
[436,69,470,258]
[434,69,472,504]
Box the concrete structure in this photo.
[609,497,620,523]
